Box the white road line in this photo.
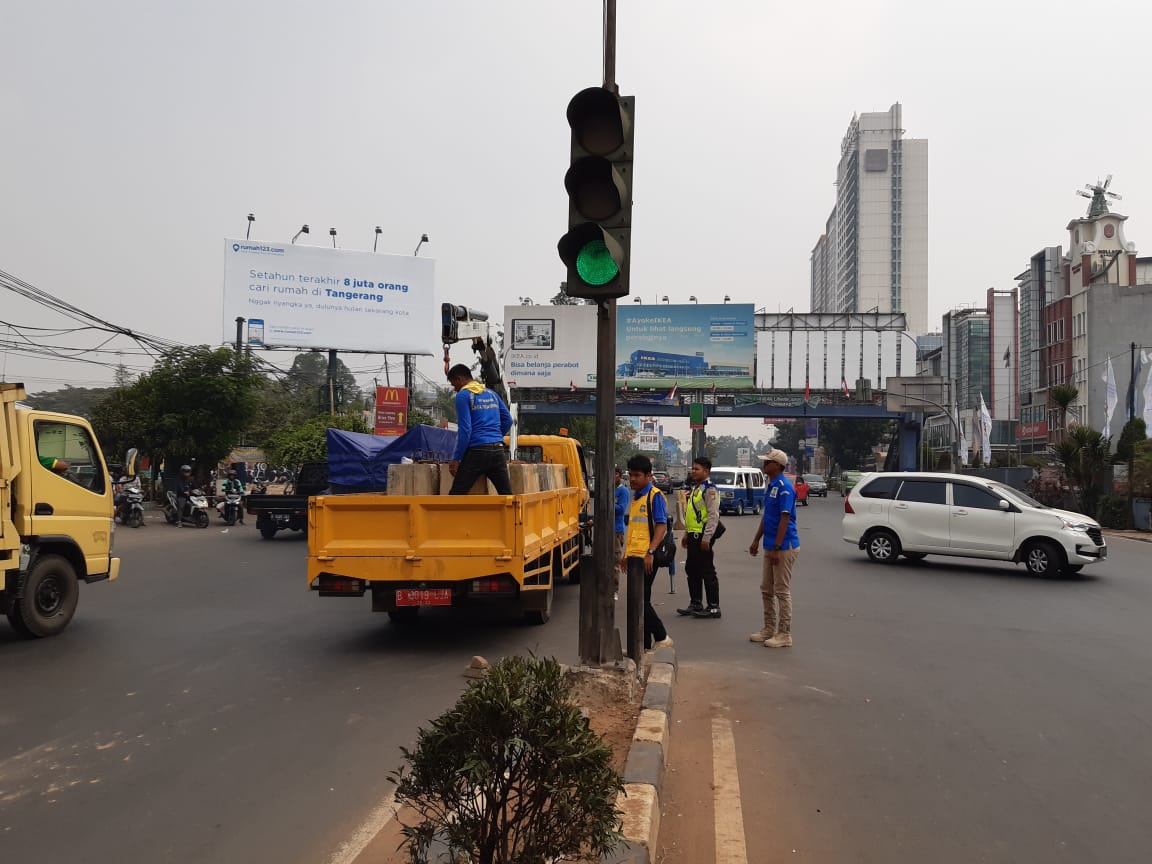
[325,790,399,864]
[711,713,749,864]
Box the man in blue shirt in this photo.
[626,454,673,651]
[613,467,630,600]
[446,364,514,495]
[748,449,800,648]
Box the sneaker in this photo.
[764,633,793,648]
[691,605,722,619]
[749,629,774,643]
[676,602,704,616]
[652,636,674,649]
[613,592,619,602]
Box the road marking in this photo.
[325,790,398,864]
[711,713,749,864]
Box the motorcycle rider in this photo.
[175,465,197,526]
[114,471,142,521]
[222,469,245,524]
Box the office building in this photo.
[809,103,929,333]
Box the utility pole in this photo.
[327,349,338,417]
[234,317,244,355]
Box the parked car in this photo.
[653,471,673,494]
[839,470,865,497]
[841,472,1107,576]
[803,474,828,497]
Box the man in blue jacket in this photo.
[446,364,514,495]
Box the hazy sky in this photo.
[3,0,1150,443]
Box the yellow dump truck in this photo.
[307,435,589,625]
[1,383,121,637]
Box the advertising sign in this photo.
[1018,421,1048,439]
[223,239,436,354]
[375,386,409,437]
[617,304,755,389]
[504,305,597,389]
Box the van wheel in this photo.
[753,502,761,515]
[735,501,745,516]
[7,555,80,638]
[1023,540,1064,577]
[865,530,901,564]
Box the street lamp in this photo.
[661,295,669,304]
[291,224,309,244]
[633,296,641,303]
[723,295,731,303]
[413,233,429,256]
[373,226,382,252]
[329,227,337,248]
[688,295,698,304]
[246,213,254,239]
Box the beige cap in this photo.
[761,449,789,467]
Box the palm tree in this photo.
[1049,384,1079,441]
[1050,425,1110,516]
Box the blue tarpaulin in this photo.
[326,426,457,492]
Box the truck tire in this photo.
[388,607,419,624]
[260,526,278,540]
[7,554,80,638]
[524,586,553,625]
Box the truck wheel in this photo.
[388,607,419,624]
[8,555,80,638]
[524,587,553,625]
[260,526,278,540]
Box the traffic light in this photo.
[558,87,634,300]
[441,303,489,344]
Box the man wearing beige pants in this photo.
[747,449,800,648]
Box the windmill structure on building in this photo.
[1077,175,1122,218]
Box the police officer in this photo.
[677,456,722,619]
[446,364,514,495]
[748,449,800,648]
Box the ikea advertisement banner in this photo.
[222,239,436,354]
[504,304,597,389]
[616,304,755,389]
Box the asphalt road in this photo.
[0,518,585,864]
[655,496,1152,863]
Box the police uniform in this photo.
[681,480,721,615]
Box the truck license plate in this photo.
[396,589,452,607]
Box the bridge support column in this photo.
[899,414,921,472]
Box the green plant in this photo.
[392,655,624,864]
[1049,384,1078,440]
[1096,495,1128,529]
[1050,426,1111,516]
[263,413,369,466]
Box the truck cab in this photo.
[1,383,121,637]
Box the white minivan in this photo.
[842,472,1107,576]
[709,466,767,516]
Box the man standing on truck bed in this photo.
[446,363,513,495]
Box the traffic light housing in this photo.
[558,87,634,300]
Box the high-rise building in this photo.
[987,287,1019,421]
[809,103,929,333]
[942,307,990,411]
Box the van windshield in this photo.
[711,470,736,486]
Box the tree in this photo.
[284,351,362,411]
[24,385,114,419]
[1050,384,1079,441]
[91,346,264,475]
[769,420,804,459]
[1050,425,1111,516]
[820,418,893,471]
[392,655,623,864]
[263,413,370,466]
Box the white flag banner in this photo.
[1103,356,1118,439]
[1142,350,1152,428]
[959,415,970,467]
[979,393,993,465]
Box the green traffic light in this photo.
[575,239,619,286]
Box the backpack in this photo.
[646,489,677,567]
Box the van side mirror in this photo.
[998,499,1011,512]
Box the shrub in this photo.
[392,655,624,864]
[1096,495,1128,530]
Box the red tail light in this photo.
[844,494,855,514]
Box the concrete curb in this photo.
[602,647,677,864]
[1103,529,1152,543]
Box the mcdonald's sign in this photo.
[375,386,409,436]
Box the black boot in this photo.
[676,601,703,616]
[691,605,722,619]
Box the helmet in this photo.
[180,465,192,472]
[227,469,238,477]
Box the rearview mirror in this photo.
[998,499,1011,512]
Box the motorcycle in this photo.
[216,490,244,526]
[164,489,210,529]
[114,486,145,528]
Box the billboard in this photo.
[375,386,409,437]
[624,417,663,452]
[222,239,436,354]
[616,304,754,389]
[757,329,907,390]
[504,305,597,389]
